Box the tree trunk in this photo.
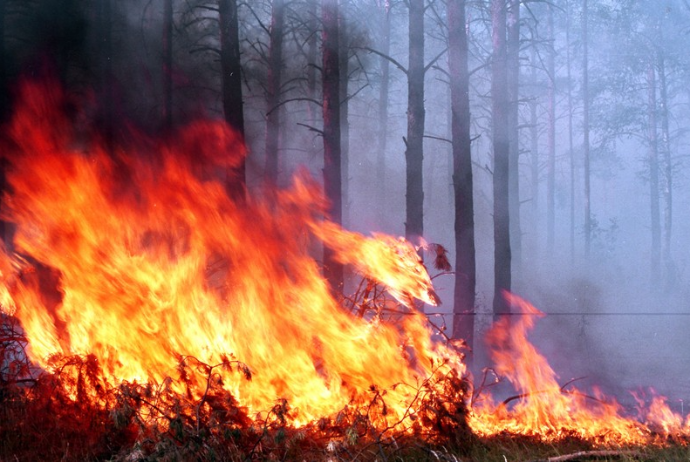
[376,1,391,221]
[405,0,425,245]
[448,0,476,360]
[658,51,673,290]
[339,1,350,227]
[98,0,114,144]
[546,3,556,254]
[264,0,285,185]
[647,61,661,287]
[528,47,539,260]
[322,0,344,292]
[492,0,511,318]
[219,0,246,200]
[506,0,520,279]
[566,0,575,262]
[582,0,591,258]
[306,0,318,122]
[163,0,173,130]
[0,0,6,121]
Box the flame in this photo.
[0,80,461,426]
[468,292,689,445]
[2,80,689,447]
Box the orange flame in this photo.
[0,80,461,426]
[468,292,689,445]
[2,81,689,446]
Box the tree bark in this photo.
[448,0,476,360]
[582,0,591,258]
[163,0,173,130]
[322,0,344,292]
[647,61,661,287]
[376,1,391,221]
[219,0,246,200]
[264,0,285,185]
[506,0,521,278]
[492,0,511,318]
[405,0,425,245]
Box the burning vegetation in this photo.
[0,81,689,460]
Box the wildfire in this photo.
[0,80,461,428]
[0,80,689,450]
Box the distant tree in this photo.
[321,0,343,292]
[506,0,520,276]
[582,0,591,258]
[491,0,511,318]
[447,0,476,358]
[264,0,285,185]
[546,3,556,254]
[0,0,6,120]
[219,0,246,200]
[163,0,173,130]
[376,0,391,220]
[646,59,661,285]
[339,0,350,226]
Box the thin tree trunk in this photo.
[529,47,539,260]
[376,1,391,219]
[507,0,520,279]
[405,0,425,245]
[339,1,350,227]
[265,0,285,185]
[492,0,511,318]
[163,0,173,130]
[448,0,476,362]
[658,51,673,290]
[0,0,6,121]
[546,3,556,254]
[219,0,246,200]
[582,0,591,258]
[647,61,661,287]
[566,0,575,262]
[99,0,114,144]
[306,0,318,122]
[322,0,344,291]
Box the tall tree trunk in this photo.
[448,0,476,360]
[339,1,350,227]
[163,0,173,130]
[219,0,246,200]
[582,0,591,258]
[658,51,673,290]
[566,0,575,262]
[492,0,511,317]
[98,0,114,144]
[647,61,661,287]
[306,0,318,122]
[546,3,556,254]
[0,0,6,121]
[506,0,520,279]
[322,0,344,292]
[264,0,285,185]
[376,1,391,220]
[405,0,425,245]
[529,47,539,260]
